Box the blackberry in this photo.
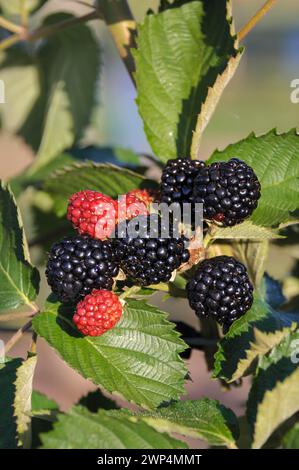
[160,158,205,205]
[113,214,190,286]
[193,158,261,226]
[46,236,119,303]
[187,256,253,328]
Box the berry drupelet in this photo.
[193,158,261,226]
[46,236,119,303]
[73,289,123,336]
[113,214,190,286]
[160,158,206,206]
[67,190,117,239]
[187,256,253,328]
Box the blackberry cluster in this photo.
[160,158,205,205]
[46,236,119,303]
[113,214,190,286]
[187,256,253,328]
[192,158,261,226]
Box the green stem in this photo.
[26,10,101,42]
[0,16,24,34]
[238,0,277,42]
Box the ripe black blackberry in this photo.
[160,158,205,205]
[46,236,119,303]
[113,214,190,286]
[193,158,261,226]
[187,256,253,328]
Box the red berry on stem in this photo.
[73,289,123,337]
[67,190,117,239]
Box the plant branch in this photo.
[0,311,34,322]
[100,0,137,85]
[0,16,25,34]
[26,10,102,42]
[4,320,33,354]
[4,305,40,354]
[0,34,21,51]
[238,0,277,42]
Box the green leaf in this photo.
[134,0,241,161]
[13,354,37,448]
[247,331,299,448]
[27,14,100,173]
[31,391,59,413]
[0,181,39,314]
[31,391,59,450]
[43,162,151,217]
[233,240,269,289]
[283,422,299,449]
[136,399,239,448]
[213,297,297,383]
[208,129,299,226]
[40,406,188,449]
[0,50,41,134]
[33,297,187,409]
[210,221,282,241]
[0,358,22,449]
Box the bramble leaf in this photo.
[40,406,188,449]
[0,182,39,314]
[208,129,299,226]
[33,297,187,409]
[247,331,299,448]
[213,297,298,383]
[134,0,241,161]
[43,162,153,217]
[135,398,239,448]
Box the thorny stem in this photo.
[238,0,277,42]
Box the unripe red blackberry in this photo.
[67,190,117,239]
[160,158,206,206]
[118,188,153,221]
[193,158,261,226]
[187,256,253,328]
[113,214,190,286]
[73,289,123,336]
[46,236,119,303]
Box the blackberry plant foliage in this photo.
[1,0,299,452]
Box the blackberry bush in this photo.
[1,0,298,453]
